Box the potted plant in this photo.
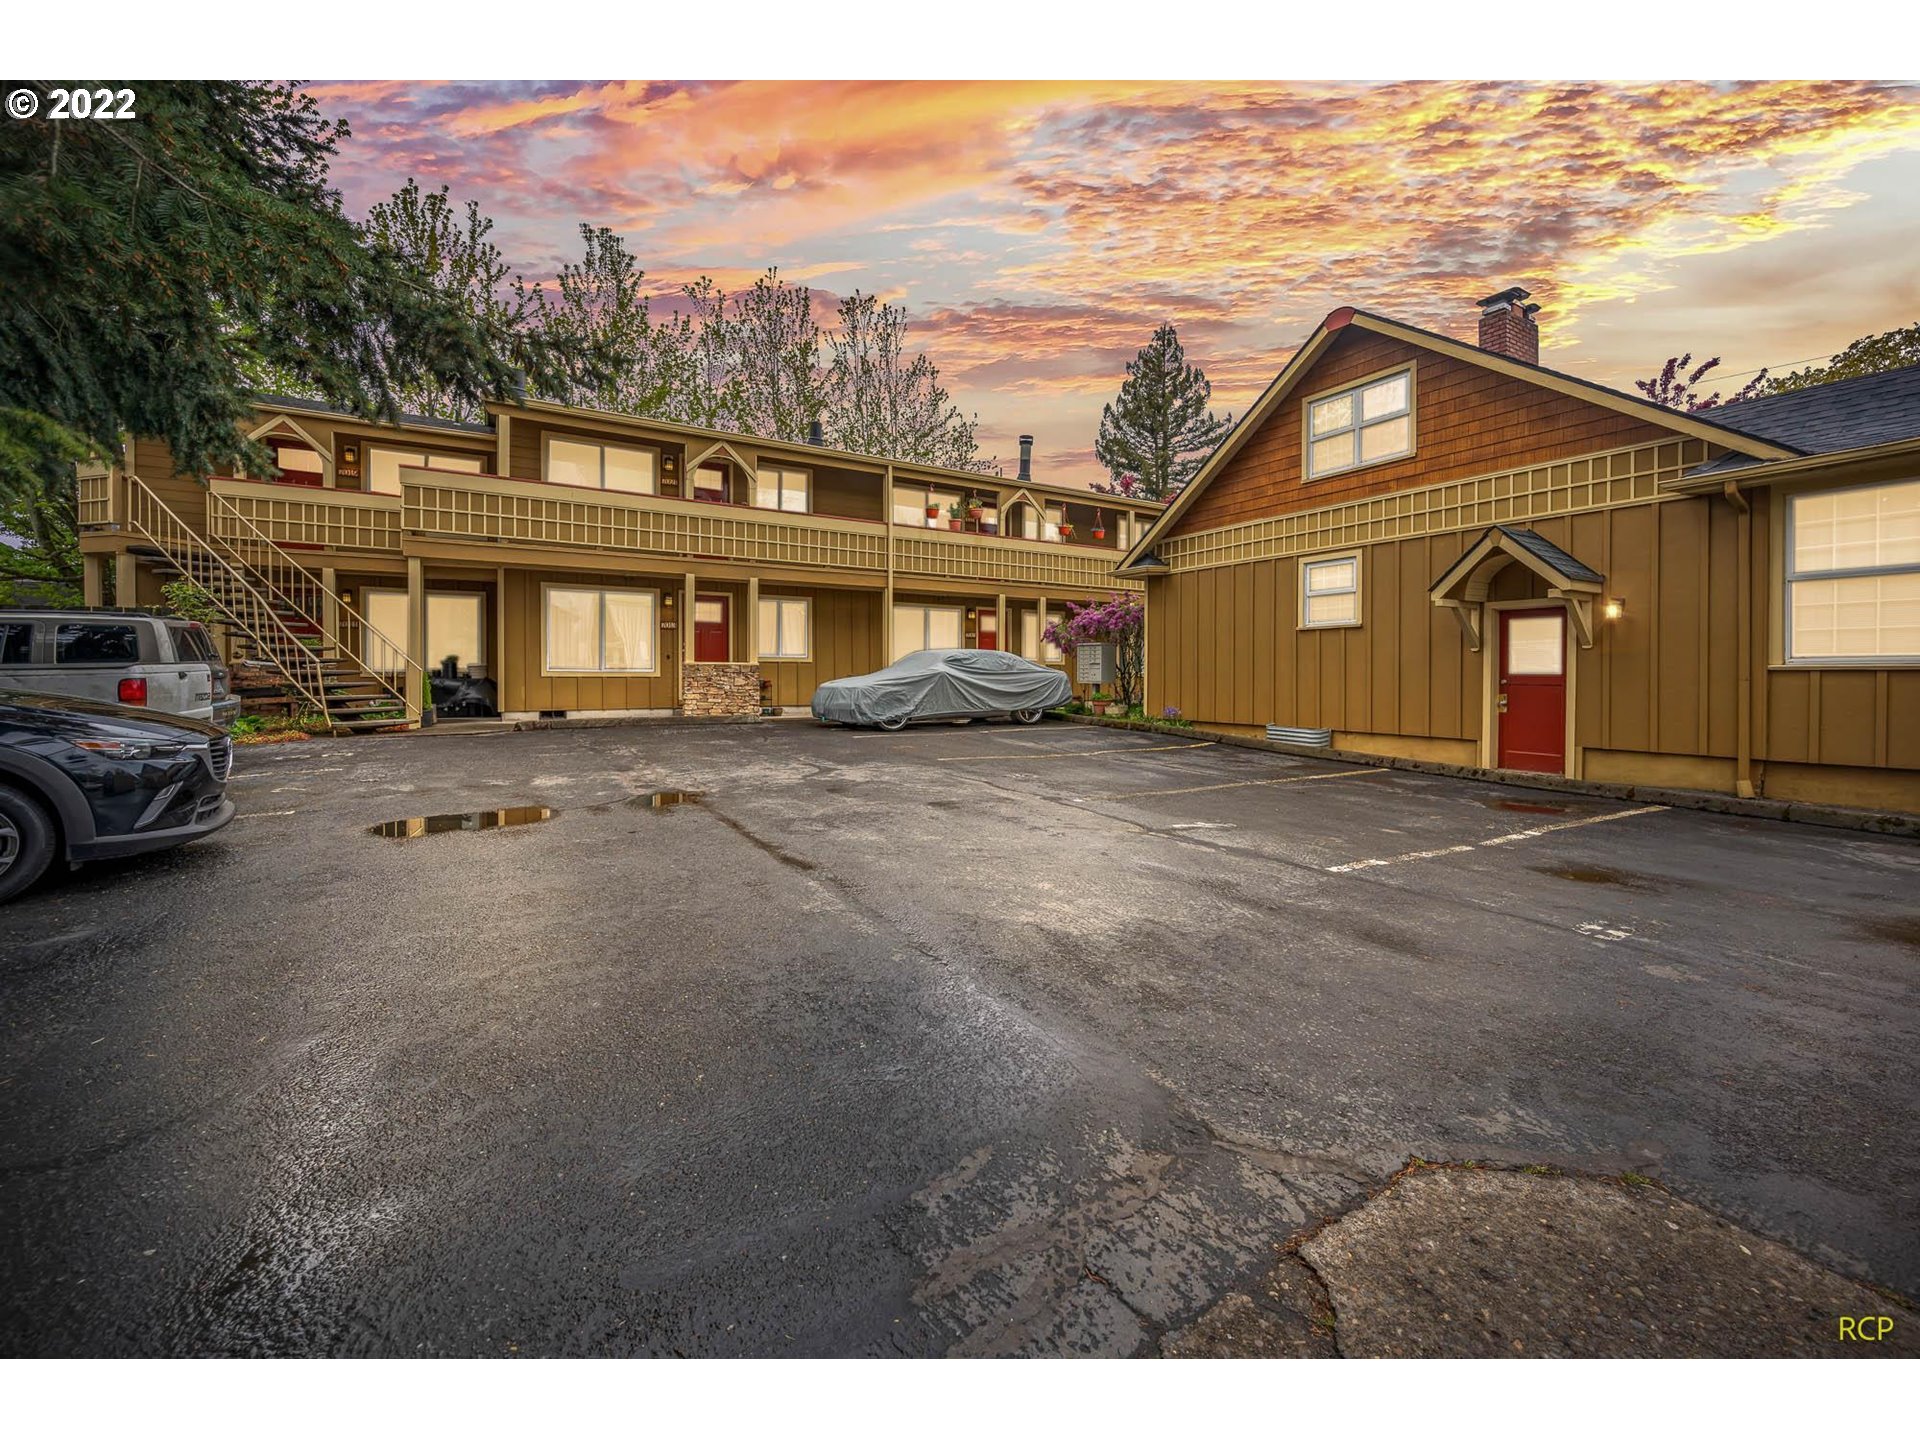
[1092,509,1106,542]
[1058,519,1075,542]
[925,488,940,523]
[966,495,983,522]
[947,497,967,531]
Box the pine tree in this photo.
[1094,324,1232,501]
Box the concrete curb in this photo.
[1058,713,1920,839]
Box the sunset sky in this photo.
[310,80,1920,486]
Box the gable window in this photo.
[1786,480,1920,663]
[367,447,484,497]
[1306,369,1413,480]
[692,463,731,502]
[755,465,811,514]
[1300,552,1361,628]
[270,441,326,486]
[758,596,811,659]
[545,436,658,494]
[543,586,658,674]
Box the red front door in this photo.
[1498,608,1567,773]
[694,595,731,662]
[977,610,998,651]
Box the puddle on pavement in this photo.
[626,789,705,811]
[1857,916,1920,948]
[1533,863,1663,890]
[1483,797,1571,815]
[368,805,553,839]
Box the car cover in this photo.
[811,649,1072,727]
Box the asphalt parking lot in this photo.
[2,718,1916,1355]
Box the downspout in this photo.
[1724,480,1756,799]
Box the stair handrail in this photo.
[206,488,422,722]
[122,475,338,720]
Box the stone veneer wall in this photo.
[681,662,763,718]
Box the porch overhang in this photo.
[1429,525,1604,651]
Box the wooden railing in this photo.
[401,468,889,573]
[210,477,402,552]
[891,528,1141,592]
[76,463,114,528]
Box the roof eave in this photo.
[1662,434,1920,493]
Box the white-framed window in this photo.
[892,603,964,662]
[1306,369,1413,479]
[366,447,484,497]
[1300,552,1362,628]
[1786,479,1920,663]
[755,465,811,514]
[269,441,326,483]
[544,436,659,494]
[758,596,811,659]
[1020,609,1065,664]
[542,585,658,674]
[361,590,485,674]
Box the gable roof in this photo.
[1430,524,1604,601]
[1119,307,1798,572]
[1683,364,1920,476]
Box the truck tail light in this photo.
[118,678,148,705]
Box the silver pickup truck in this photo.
[0,609,239,726]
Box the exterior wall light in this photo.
[1602,597,1626,622]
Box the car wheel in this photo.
[876,715,908,731]
[0,783,57,905]
[1012,708,1044,724]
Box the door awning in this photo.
[1429,525,1605,651]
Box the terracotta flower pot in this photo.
[949,518,963,531]
[1059,526,1075,542]
[1092,528,1106,541]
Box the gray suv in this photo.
[0,609,239,727]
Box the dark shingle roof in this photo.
[1686,364,1920,475]
[249,393,498,437]
[1494,525,1604,585]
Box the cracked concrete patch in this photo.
[1290,1169,1917,1357]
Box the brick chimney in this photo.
[1476,286,1541,365]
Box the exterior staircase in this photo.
[123,474,423,732]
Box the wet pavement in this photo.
[1,719,1915,1355]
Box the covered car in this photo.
[812,649,1072,730]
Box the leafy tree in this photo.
[0,407,93,605]
[1635,354,1770,412]
[1090,472,1150,499]
[0,81,562,492]
[825,291,984,469]
[1765,324,1920,394]
[1094,324,1232,501]
[1044,593,1146,709]
[360,179,533,422]
[521,224,680,419]
[728,268,831,443]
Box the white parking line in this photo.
[1326,805,1669,873]
[236,810,298,819]
[232,766,344,783]
[937,741,1217,762]
[1108,766,1388,800]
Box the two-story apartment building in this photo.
[75,398,1159,727]
[1120,290,1920,814]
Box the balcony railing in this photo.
[891,527,1140,592]
[209,477,402,552]
[76,463,114,528]
[401,468,889,573]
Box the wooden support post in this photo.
[320,567,340,645]
[495,412,512,477]
[406,556,426,722]
[1727,481,1756,799]
[114,552,138,608]
[679,571,696,706]
[746,575,760,665]
[83,553,107,607]
[883,464,896,665]
[494,567,509,712]
[995,593,1007,654]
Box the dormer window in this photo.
[1306,368,1413,480]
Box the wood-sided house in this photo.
[1119,290,1920,814]
[75,400,1160,728]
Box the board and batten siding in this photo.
[758,587,882,708]
[498,568,679,714]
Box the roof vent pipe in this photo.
[807,419,824,446]
[1018,435,1033,482]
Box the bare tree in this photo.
[825,291,985,468]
